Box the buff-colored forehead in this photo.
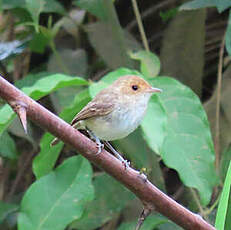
[112,75,152,94]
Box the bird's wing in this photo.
[71,100,114,126]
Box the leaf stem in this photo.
[131,0,150,52]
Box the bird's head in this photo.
[112,75,162,100]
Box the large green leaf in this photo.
[0,131,18,159]
[71,173,134,230]
[215,159,231,230]
[141,96,167,154]
[85,22,133,69]
[18,156,94,230]
[180,0,231,13]
[180,0,216,10]
[33,89,91,179]
[74,0,108,20]
[2,0,65,14]
[150,77,217,205]
[84,0,134,69]
[160,9,206,96]
[0,73,88,135]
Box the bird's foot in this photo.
[138,168,148,182]
[122,159,130,169]
[96,142,104,155]
[104,141,130,170]
[86,129,104,155]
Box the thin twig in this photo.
[215,35,225,172]
[0,76,216,230]
[131,0,150,52]
[190,188,207,220]
[127,0,175,31]
[6,151,35,200]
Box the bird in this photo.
[51,75,162,166]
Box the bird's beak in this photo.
[147,87,162,93]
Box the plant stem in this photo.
[190,188,207,219]
[215,35,225,172]
[131,0,150,52]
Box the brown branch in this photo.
[0,76,215,230]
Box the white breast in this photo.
[84,94,150,141]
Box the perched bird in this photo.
[51,75,162,165]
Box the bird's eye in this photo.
[132,85,138,91]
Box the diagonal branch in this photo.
[0,76,215,230]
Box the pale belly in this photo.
[84,104,147,141]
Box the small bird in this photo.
[51,75,162,166]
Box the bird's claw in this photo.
[138,168,148,182]
[96,142,104,155]
[138,172,148,182]
[122,159,130,169]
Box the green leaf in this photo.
[18,156,94,230]
[150,77,217,205]
[42,0,65,15]
[29,32,50,53]
[0,201,18,224]
[25,0,45,27]
[2,0,65,14]
[215,0,231,12]
[129,50,161,78]
[160,10,206,96]
[2,0,25,9]
[0,131,18,159]
[48,49,88,77]
[180,0,231,13]
[141,95,167,154]
[117,214,169,230]
[89,68,167,156]
[74,0,108,20]
[85,21,133,69]
[33,133,63,179]
[180,0,216,11]
[158,222,183,230]
[83,0,134,69]
[71,173,134,230]
[33,89,91,179]
[0,72,88,135]
[225,10,231,57]
[215,160,231,230]
[221,146,231,182]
